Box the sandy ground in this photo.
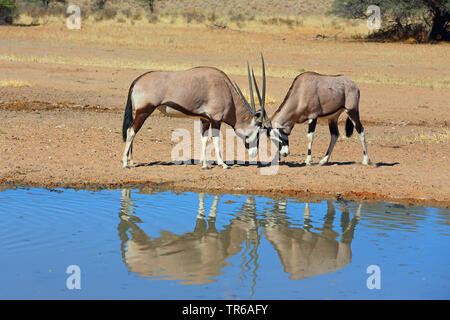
[1,26,449,207]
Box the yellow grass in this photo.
[241,91,279,105]
[361,128,450,145]
[10,14,368,47]
[1,52,448,89]
[0,80,32,87]
[2,7,449,91]
[400,129,450,144]
[13,0,350,35]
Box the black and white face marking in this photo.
[269,128,290,157]
[245,127,261,157]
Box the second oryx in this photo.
[263,71,371,166]
[121,62,268,169]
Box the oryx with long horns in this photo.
[261,71,371,166]
[121,59,268,169]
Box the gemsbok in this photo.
[254,69,371,166]
[121,60,269,170]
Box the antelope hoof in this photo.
[362,157,371,166]
[201,165,211,170]
[305,156,312,166]
[121,160,130,169]
[280,145,290,157]
[319,157,329,166]
[222,164,230,169]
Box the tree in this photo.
[94,0,107,10]
[139,0,155,13]
[0,0,18,24]
[426,0,450,40]
[330,0,449,41]
[23,0,67,8]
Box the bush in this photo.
[329,0,449,42]
[367,23,429,42]
[0,0,18,24]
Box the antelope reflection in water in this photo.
[117,190,360,285]
[264,201,359,280]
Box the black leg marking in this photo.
[305,119,317,165]
[347,110,363,134]
[325,120,339,156]
[200,119,210,137]
[319,120,339,165]
[328,120,339,136]
[308,118,317,133]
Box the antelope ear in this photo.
[254,110,263,120]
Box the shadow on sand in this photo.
[133,159,400,169]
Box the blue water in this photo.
[0,187,448,299]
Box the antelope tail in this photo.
[345,117,354,138]
[122,85,134,142]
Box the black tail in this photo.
[122,85,134,142]
[345,117,354,137]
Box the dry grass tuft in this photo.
[12,0,365,36]
[0,80,32,87]
[360,128,450,145]
[240,91,279,106]
[400,129,450,144]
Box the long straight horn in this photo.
[261,53,266,110]
[260,53,271,128]
[233,80,254,116]
[247,62,256,114]
[252,56,267,122]
[252,68,263,109]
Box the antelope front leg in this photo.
[200,135,210,169]
[199,119,211,170]
[212,136,230,169]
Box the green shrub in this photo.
[0,0,18,24]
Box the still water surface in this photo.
[0,187,449,299]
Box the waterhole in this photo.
[0,187,448,299]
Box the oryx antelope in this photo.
[121,61,268,169]
[260,71,371,166]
